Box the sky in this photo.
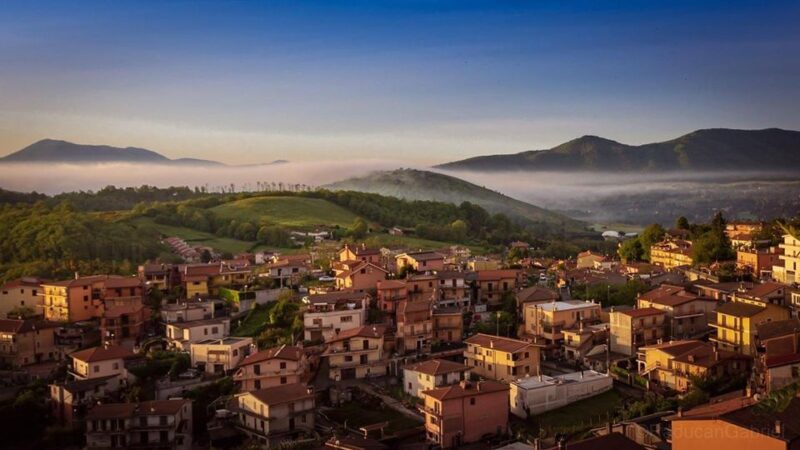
[1,0,799,165]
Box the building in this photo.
[522,300,602,346]
[166,317,231,351]
[334,261,388,291]
[563,323,608,364]
[435,271,471,309]
[234,344,308,391]
[737,247,783,278]
[638,340,751,392]
[774,233,800,285]
[635,284,717,339]
[421,380,509,449]
[69,345,136,391]
[50,376,116,425]
[160,298,215,323]
[338,245,381,265]
[609,308,667,356]
[403,359,470,398]
[476,270,522,306]
[100,303,147,349]
[463,333,541,382]
[190,337,253,374]
[41,275,143,322]
[0,277,43,318]
[650,239,693,269]
[303,291,369,342]
[265,257,310,286]
[734,282,789,306]
[376,280,408,313]
[509,370,613,418]
[85,399,192,450]
[468,258,500,271]
[432,307,463,344]
[323,325,388,380]
[233,383,315,446]
[0,318,59,368]
[515,286,560,312]
[177,261,252,298]
[754,319,800,393]
[711,300,790,355]
[396,251,445,273]
[407,273,437,302]
[396,300,433,354]
[138,264,172,292]
[577,251,607,269]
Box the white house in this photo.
[166,317,230,351]
[509,370,612,418]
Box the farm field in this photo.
[210,196,360,229]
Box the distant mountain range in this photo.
[435,128,800,172]
[325,168,585,232]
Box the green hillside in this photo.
[325,169,584,232]
[210,196,360,229]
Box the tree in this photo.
[351,218,368,239]
[676,216,690,230]
[200,249,212,263]
[618,238,644,262]
[639,223,666,260]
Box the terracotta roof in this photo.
[327,325,386,343]
[401,251,444,261]
[248,383,313,405]
[545,433,645,450]
[377,280,406,289]
[668,391,755,420]
[0,319,58,334]
[620,307,666,318]
[70,345,135,362]
[397,300,432,323]
[240,345,303,366]
[516,286,559,304]
[405,359,469,376]
[45,274,140,289]
[743,282,785,299]
[758,319,800,341]
[85,403,137,420]
[465,333,540,353]
[86,399,189,420]
[1,277,44,289]
[720,396,800,442]
[716,301,766,318]
[671,343,750,369]
[476,270,520,281]
[422,380,508,401]
[640,340,707,357]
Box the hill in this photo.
[325,169,584,231]
[209,196,361,229]
[0,139,222,165]
[435,128,800,172]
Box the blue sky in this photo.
[0,0,798,164]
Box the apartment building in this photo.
[509,370,613,418]
[323,325,388,380]
[178,261,251,298]
[635,284,717,339]
[100,303,147,349]
[396,300,433,354]
[638,340,751,392]
[522,300,602,346]
[234,383,315,447]
[463,333,541,382]
[711,300,790,355]
[137,264,172,292]
[376,279,408,313]
[42,275,143,322]
[166,317,231,351]
[610,308,667,357]
[515,286,560,313]
[0,277,43,318]
[774,233,800,285]
[190,337,253,374]
[476,270,522,306]
[403,359,470,398]
[0,318,59,367]
[432,307,463,344]
[85,399,192,450]
[396,251,445,273]
[334,261,388,291]
[737,247,783,278]
[234,344,308,391]
[161,298,215,323]
[50,377,116,425]
[650,239,693,269]
[338,244,381,265]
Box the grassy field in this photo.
[522,389,625,438]
[324,401,421,435]
[129,216,257,254]
[231,303,276,337]
[210,196,360,229]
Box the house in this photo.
[69,345,136,391]
[41,275,143,322]
[407,273,438,302]
[396,300,433,354]
[0,277,44,318]
[376,279,408,313]
[467,258,500,271]
[522,300,602,347]
[562,323,608,363]
[335,261,388,291]
[509,370,613,418]
[85,399,192,450]
[190,337,253,374]
[101,303,147,349]
[733,281,788,306]
[234,383,315,447]
[463,333,542,382]
[160,298,215,323]
[638,340,751,392]
[323,325,388,380]
[710,299,790,355]
[265,256,310,286]
[0,318,59,368]
[435,271,471,309]
[737,247,783,278]
[338,244,382,265]
[577,251,607,269]
[774,233,800,284]
[650,239,693,269]
[609,308,667,357]
[303,291,369,342]
[476,270,523,306]
[421,380,509,449]
[50,376,116,425]
[432,307,463,344]
[403,359,470,398]
[635,284,717,339]
[137,263,172,292]
[515,286,560,312]
[234,344,308,391]
[177,261,251,298]
[396,251,445,273]
[165,317,231,351]
[754,319,800,392]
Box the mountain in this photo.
[325,168,585,232]
[0,139,223,165]
[435,128,800,172]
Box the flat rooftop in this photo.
[512,370,610,390]
[533,300,598,312]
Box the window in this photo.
[470,398,476,405]
[93,365,99,373]
[340,316,353,323]
[233,349,238,357]
[113,362,119,370]
[159,416,167,426]
[211,326,218,334]
[254,380,261,389]
[280,362,286,369]
[280,376,287,384]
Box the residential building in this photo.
[303,291,369,342]
[515,286,559,312]
[650,239,693,269]
[638,340,751,392]
[509,370,613,418]
[711,299,790,355]
[396,300,433,354]
[407,273,437,302]
[754,319,800,393]
[0,318,59,367]
[737,247,783,278]
[234,344,308,391]
[636,284,717,339]
[396,251,445,273]
[463,333,541,382]
[522,300,602,346]
[234,384,315,447]
[338,245,381,265]
[467,258,500,271]
[432,307,463,344]
[403,359,470,398]
[190,337,253,374]
[50,376,116,425]
[609,308,667,357]
[69,345,136,391]
[421,380,509,449]
[725,221,765,248]
[434,271,471,309]
[137,263,172,292]
[376,279,407,313]
[160,298,215,323]
[177,261,252,298]
[165,317,231,351]
[41,275,143,323]
[563,323,608,363]
[476,270,522,306]
[334,261,388,291]
[577,251,607,269]
[323,325,388,380]
[0,277,43,318]
[100,303,147,349]
[733,282,788,306]
[774,233,800,285]
[85,399,192,450]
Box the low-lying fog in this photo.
[1,162,798,225]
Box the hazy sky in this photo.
[1,0,798,164]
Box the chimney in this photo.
[677,406,683,418]
[776,419,783,436]
[74,271,80,280]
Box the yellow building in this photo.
[463,333,542,382]
[609,307,667,357]
[42,275,143,323]
[650,239,693,269]
[0,278,43,318]
[234,383,315,447]
[774,233,800,284]
[522,300,602,345]
[710,300,790,355]
[638,340,751,392]
[323,325,388,380]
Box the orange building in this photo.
[376,280,408,313]
[475,270,522,306]
[396,300,433,354]
[432,307,463,344]
[737,247,783,278]
[234,345,308,391]
[396,251,445,273]
[42,275,143,323]
[334,261,387,292]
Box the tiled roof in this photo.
[516,286,559,303]
[422,380,508,401]
[476,270,520,281]
[405,359,468,376]
[86,399,189,420]
[327,325,386,343]
[0,319,58,334]
[757,319,800,341]
[402,251,444,261]
[465,333,540,353]
[240,344,303,366]
[70,345,135,362]
[765,353,800,368]
[620,307,666,318]
[721,396,800,442]
[716,301,766,318]
[248,383,313,405]
[743,282,785,299]
[1,277,44,289]
[377,280,406,289]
